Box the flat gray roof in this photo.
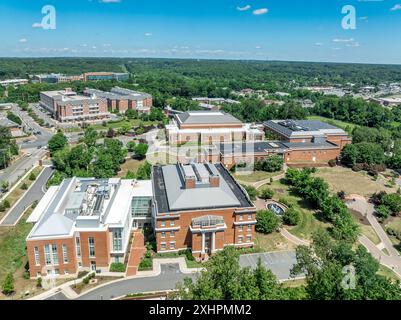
[176,111,242,126]
[264,120,346,138]
[152,163,253,214]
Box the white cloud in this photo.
[346,42,360,47]
[144,32,152,37]
[255,46,262,49]
[99,0,121,3]
[19,38,28,43]
[332,38,355,43]
[237,5,251,11]
[32,22,43,29]
[315,42,324,46]
[390,4,401,11]
[253,8,268,15]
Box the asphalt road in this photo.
[0,149,47,188]
[11,104,53,149]
[77,264,198,300]
[0,166,54,226]
[44,251,300,300]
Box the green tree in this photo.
[83,127,99,148]
[133,143,149,160]
[1,273,14,295]
[29,172,36,181]
[282,207,301,226]
[136,161,151,180]
[256,210,281,234]
[242,185,259,201]
[381,193,401,215]
[125,109,138,119]
[48,130,68,154]
[259,187,275,200]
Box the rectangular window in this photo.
[34,247,40,266]
[161,221,166,227]
[170,231,175,238]
[75,237,81,258]
[248,214,252,220]
[238,236,243,244]
[247,225,252,232]
[170,241,175,250]
[44,245,52,266]
[88,237,95,257]
[239,215,243,221]
[238,225,243,232]
[170,220,175,227]
[113,229,123,252]
[246,235,252,243]
[161,243,166,250]
[51,244,59,265]
[62,244,68,264]
[161,232,166,238]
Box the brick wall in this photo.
[27,237,77,278]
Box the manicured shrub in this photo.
[259,187,275,200]
[21,182,28,190]
[36,277,42,288]
[29,172,37,181]
[109,262,126,273]
[328,159,337,167]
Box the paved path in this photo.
[126,231,146,276]
[346,195,401,278]
[76,264,197,300]
[0,166,54,226]
[346,196,400,257]
[40,249,302,300]
[280,228,310,247]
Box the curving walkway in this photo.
[280,228,310,247]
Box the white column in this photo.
[201,233,205,254]
[211,232,216,253]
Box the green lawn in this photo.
[307,115,358,133]
[90,119,160,131]
[314,167,397,198]
[117,159,145,177]
[234,171,282,184]
[377,265,401,282]
[254,231,297,252]
[0,166,43,221]
[269,180,329,241]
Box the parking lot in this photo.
[239,250,302,281]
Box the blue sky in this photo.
[1,0,401,64]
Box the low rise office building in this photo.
[40,88,110,123]
[166,111,264,145]
[26,177,152,278]
[83,72,129,82]
[152,163,256,260]
[84,87,152,114]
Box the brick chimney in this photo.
[209,175,220,188]
[185,176,196,189]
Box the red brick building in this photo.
[84,87,152,114]
[152,163,256,260]
[40,88,110,123]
